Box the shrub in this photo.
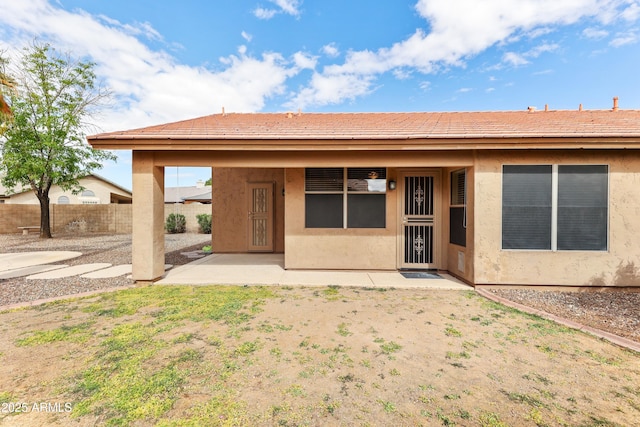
[196,213,212,234]
[165,213,186,233]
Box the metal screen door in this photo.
[247,182,274,252]
[400,174,437,268]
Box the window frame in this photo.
[449,168,467,247]
[501,164,609,252]
[305,167,387,229]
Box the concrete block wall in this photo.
[0,204,211,234]
[164,203,212,233]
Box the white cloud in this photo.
[503,52,530,66]
[322,43,340,58]
[620,2,640,21]
[271,0,302,16]
[253,7,277,20]
[292,52,317,70]
[0,0,302,132]
[610,30,638,46]
[288,72,375,108]
[241,31,253,42]
[291,0,640,108]
[393,68,413,79]
[583,27,610,39]
[253,0,302,20]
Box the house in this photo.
[0,173,132,204]
[165,179,212,204]
[87,102,640,287]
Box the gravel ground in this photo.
[1,233,638,345]
[491,288,640,343]
[0,233,211,307]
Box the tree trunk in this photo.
[38,193,52,238]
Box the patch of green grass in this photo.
[501,390,548,408]
[234,340,260,356]
[172,333,195,344]
[523,373,553,385]
[68,286,274,425]
[479,411,508,427]
[536,344,556,357]
[578,349,622,366]
[16,321,94,346]
[446,351,471,359]
[456,409,471,419]
[0,391,14,404]
[285,384,306,397]
[377,400,396,413]
[379,340,402,355]
[322,286,341,300]
[445,326,462,337]
[337,322,352,337]
[157,393,250,426]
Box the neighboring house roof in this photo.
[0,173,131,198]
[165,186,212,203]
[88,108,640,151]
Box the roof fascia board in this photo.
[88,137,640,151]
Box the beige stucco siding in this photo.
[445,166,475,284]
[284,168,399,270]
[473,150,640,286]
[212,168,285,253]
[4,175,130,204]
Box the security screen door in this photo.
[400,173,439,269]
[247,182,274,252]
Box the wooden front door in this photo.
[247,182,274,252]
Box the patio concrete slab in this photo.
[0,264,68,280]
[0,251,82,272]
[27,263,112,280]
[156,254,471,290]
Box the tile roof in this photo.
[88,109,640,150]
[164,185,212,203]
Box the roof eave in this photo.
[87,136,640,151]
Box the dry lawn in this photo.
[0,285,638,426]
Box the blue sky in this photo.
[1,0,640,190]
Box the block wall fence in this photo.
[0,204,211,234]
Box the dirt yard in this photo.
[0,285,638,426]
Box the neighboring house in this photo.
[165,180,212,204]
[88,103,640,287]
[0,174,132,204]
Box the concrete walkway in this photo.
[0,251,81,272]
[156,253,472,290]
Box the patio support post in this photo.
[132,151,165,282]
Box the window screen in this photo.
[305,167,386,228]
[557,165,608,250]
[502,165,552,250]
[450,169,466,246]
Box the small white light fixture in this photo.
[388,180,396,190]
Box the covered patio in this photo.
[156,253,471,289]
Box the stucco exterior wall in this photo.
[473,150,640,287]
[212,168,285,253]
[284,168,399,270]
[445,166,475,284]
[4,175,131,204]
